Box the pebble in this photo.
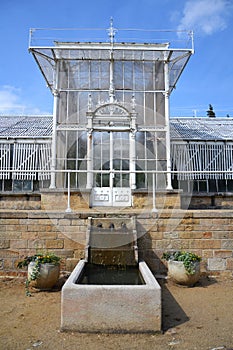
[166,327,178,335]
[168,339,180,346]
[32,341,43,347]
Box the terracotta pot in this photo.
[168,260,200,286]
[28,262,60,290]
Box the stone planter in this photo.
[168,260,200,286]
[28,262,60,290]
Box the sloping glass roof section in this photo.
[170,118,233,141]
[29,27,194,93]
[3,116,233,142]
[0,116,52,138]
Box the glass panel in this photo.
[79,61,89,89]
[124,62,133,90]
[154,62,164,90]
[59,60,68,89]
[93,132,110,187]
[78,131,87,158]
[145,93,154,125]
[102,161,110,187]
[99,61,109,90]
[144,62,153,90]
[136,162,146,189]
[93,131,130,188]
[68,61,79,89]
[90,61,100,89]
[13,180,32,192]
[23,180,32,191]
[13,180,23,191]
[67,92,78,123]
[134,62,144,90]
[135,131,158,188]
[146,132,156,159]
[156,92,165,126]
[4,180,12,191]
[113,132,129,187]
[114,61,123,90]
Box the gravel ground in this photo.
[0,275,233,350]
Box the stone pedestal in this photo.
[41,189,90,211]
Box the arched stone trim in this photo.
[93,103,131,119]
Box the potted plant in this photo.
[17,252,61,296]
[162,250,201,286]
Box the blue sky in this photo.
[0,0,233,117]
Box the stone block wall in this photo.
[181,193,233,209]
[0,194,41,210]
[40,191,90,211]
[132,190,181,209]
[0,209,233,278]
[0,212,88,277]
[138,210,233,277]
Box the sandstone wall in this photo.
[0,210,232,277]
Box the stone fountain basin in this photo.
[61,260,161,333]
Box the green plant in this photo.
[162,251,201,275]
[17,253,60,296]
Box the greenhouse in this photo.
[1,26,233,208]
[1,115,233,201]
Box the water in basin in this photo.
[76,263,145,285]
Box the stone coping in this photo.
[1,208,233,218]
[182,192,233,197]
[0,193,41,197]
[40,188,91,193]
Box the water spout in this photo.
[109,223,115,230]
[121,223,127,231]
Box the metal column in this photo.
[49,61,59,189]
[164,61,173,190]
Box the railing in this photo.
[2,169,233,213]
[51,169,161,213]
[29,27,194,51]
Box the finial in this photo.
[107,17,117,44]
[88,93,92,112]
[131,94,136,112]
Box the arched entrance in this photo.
[86,102,136,207]
[92,130,131,206]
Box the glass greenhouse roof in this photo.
[29,27,194,93]
[2,116,233,141]
[170,118,233,141]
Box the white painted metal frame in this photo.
[38,144,52,180]
[171,142,233,180]
[86,100,134,206]
[0,144,11,179]
[28,26,194,198]
[12,143,51,180]
[50,62,60,189]
[91,130,132,207]
[13,144,38,180]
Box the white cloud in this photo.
[177,0,232,35]
[0,85,50,115]
[0,85,25,113]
